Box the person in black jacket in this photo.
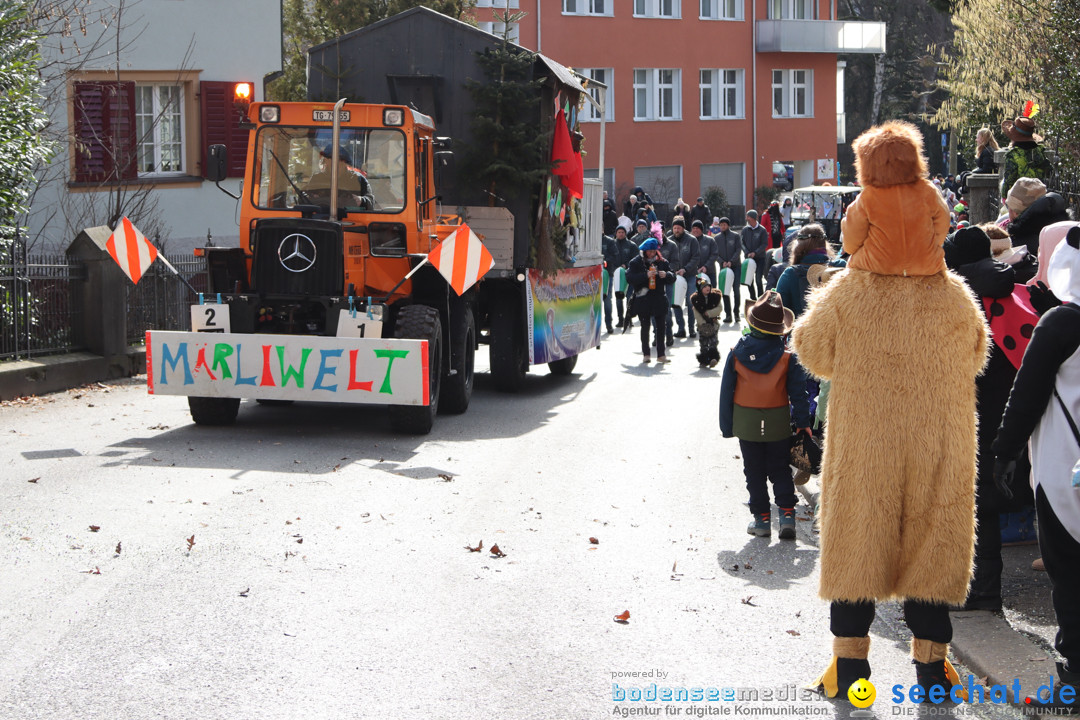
[690,196,712,227]
[992,227,1080,711]
[602,231,620,334]
[602,198,619,237]
[692,219,718,286]
[626,237,675,363]
[667,217,701,338]
[612,225,637,329]
[741,210,770,299]
[714,217,742,323]
[945,226,1036,612]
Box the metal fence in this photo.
[126,254,206,345]
[1,245,86,361]
[2,243,205,362]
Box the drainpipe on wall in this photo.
[751,0,758,208]
[536,0,542,52]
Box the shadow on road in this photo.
[91,369,595,477]
[716,535,818,591]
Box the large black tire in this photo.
[440,305,475,414]
[188,396,240,425]
[388,304,442,434]
[490,292,527,393]
[548,354,578,376]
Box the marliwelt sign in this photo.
[147,331,429,405]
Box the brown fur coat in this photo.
[791,269,988,604]
[841,121,951,277]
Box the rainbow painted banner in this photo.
[146,331,429,405]
[526,265,602,365]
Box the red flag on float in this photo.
[551,108,583,199]
[105,216,158,284]
[427,224,494,296]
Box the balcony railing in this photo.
[756,20,886,54]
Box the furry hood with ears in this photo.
[853,121,930,188]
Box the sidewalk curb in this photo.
[950,609,1058,708]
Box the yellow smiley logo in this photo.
[848,678,876,708]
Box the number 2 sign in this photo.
[191,304,231,333]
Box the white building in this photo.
[28,0,282,253]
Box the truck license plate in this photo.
[313,110,349,122]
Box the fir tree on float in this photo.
[462,9,547,205]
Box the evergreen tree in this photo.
[460,11,548,207]
[0,0,54,246]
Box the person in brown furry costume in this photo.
[792,121,989,702]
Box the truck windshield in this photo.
[252,126,406,214]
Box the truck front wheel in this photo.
[388,304,442,434]
[188,397,240,425]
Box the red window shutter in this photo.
[200,81,252,179]
[72,81,136,183]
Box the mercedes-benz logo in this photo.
[278,233,317,273]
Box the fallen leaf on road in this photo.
[489,544,506,558]
[672,561,677,572]
[465,540,483,553]
[19,537,31,541]
[795,611,802,618]
[27,478,39,483]
[438,473,453,482]
[115,541,122,555]
[332,464,341,472]
[589,537,599,545]
[239,588,250,597]
[741,596,756,606]
[285,520,292,525]
[186,534,196,551]
[766,570,774,575]
[614,610,630,624]
[82,567,101,575]
[786,630,801,636]
[743,563,752,570]
[89,525,100,532]
[296,538,303,544]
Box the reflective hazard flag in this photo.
[105,216,158,285]
[427,224,494,296]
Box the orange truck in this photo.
[147,78,606,434]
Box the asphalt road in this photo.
[0,324,1036,719]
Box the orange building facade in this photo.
[473,0,885,214]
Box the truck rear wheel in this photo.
[440,305,475,414]
[388,304,442,434]
[188,396,240,425]
[548,354,578,376]
[490,293,527,393]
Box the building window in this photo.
[563,0,611,15]
[699,69,743,119]
[768,0,812,19]
[477,21,520,42]
[476,0,520,6]
[634,0,680,19]
[634,68,681,121]
[135,84,184,175]
[579,68,614,122]
[771,69,813,118]
[700,0,741,20]
[70,73,248,185]
[634,165,681,204]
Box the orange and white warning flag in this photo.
[427,223,494,296]
[105,216,158,285]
